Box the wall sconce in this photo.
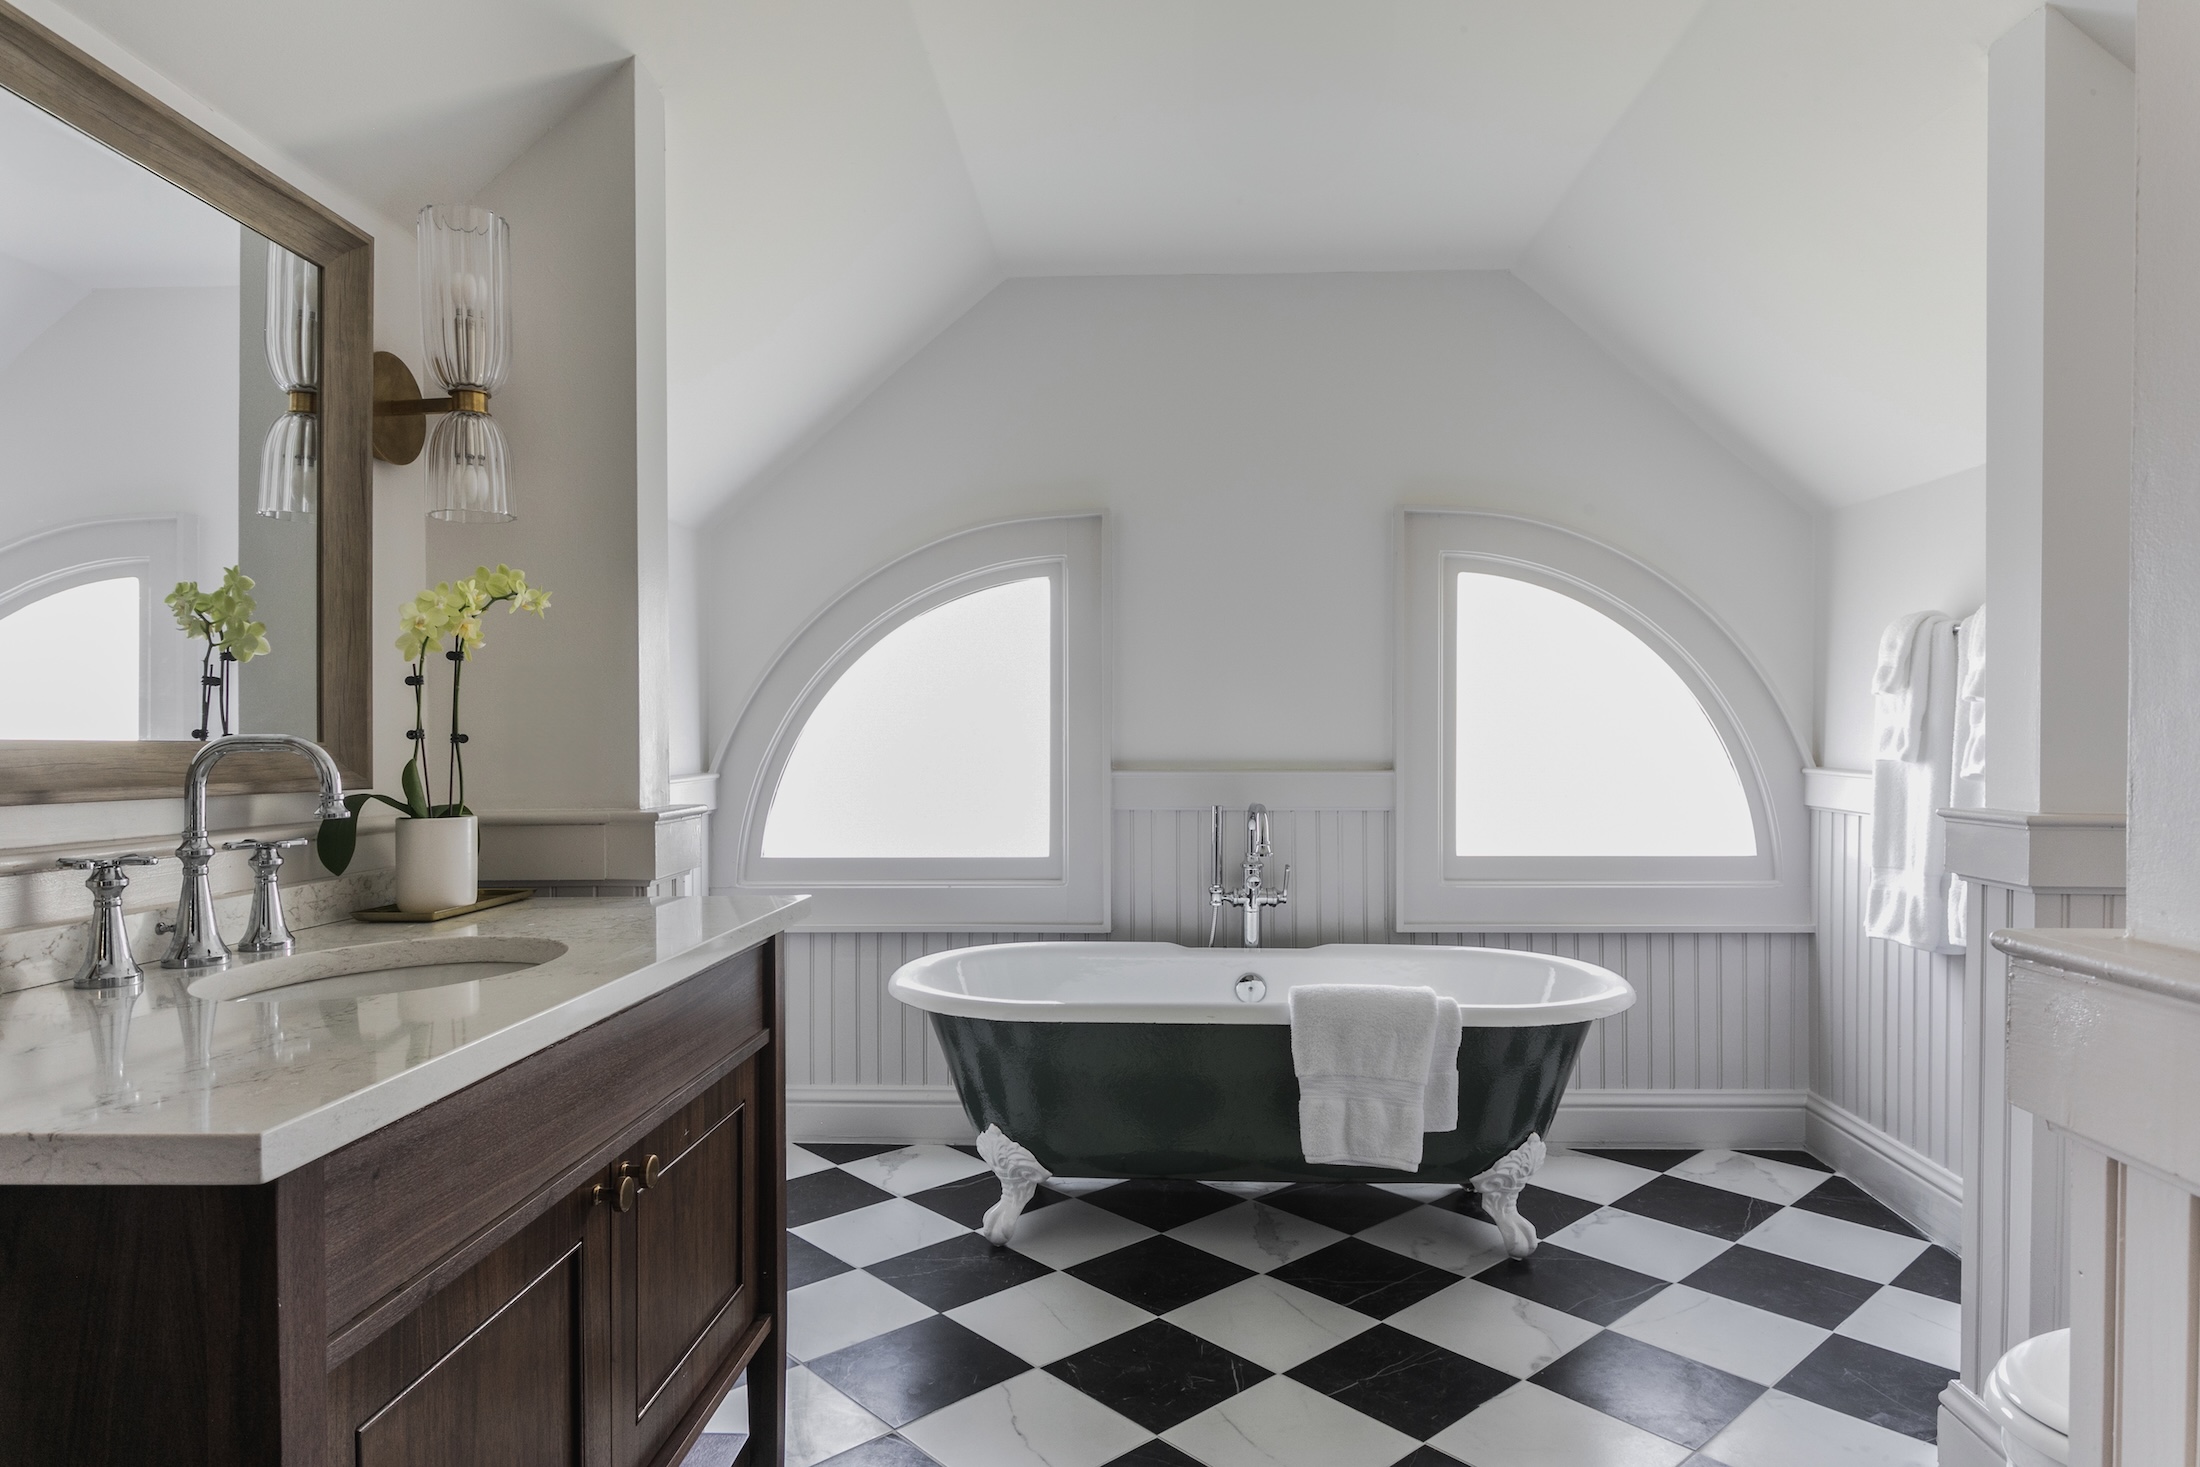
[257,242,319,519]
[372,203,514,523]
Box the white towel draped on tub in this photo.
[1946,605,1988,949]
[1866,610,1961,952]
[1288,984,1458,1171]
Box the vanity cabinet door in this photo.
[330,1180,612,1467]
[613,1060,759,1467]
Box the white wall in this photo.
[667,520,704,777]
[0,286,238,581]
[701,271,1818,782]
[1815,467,1987,772]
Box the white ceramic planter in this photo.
[395,816,478,913]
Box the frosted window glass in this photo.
[1454,572,1754,857]
[0,578,139,740]
[764,577,1052,858]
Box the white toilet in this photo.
[1986,1328,2071,1467]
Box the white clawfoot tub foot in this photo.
[1470,1133,1547,1259]
[975,1124,1051,1246]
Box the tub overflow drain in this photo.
[1235,974,1266,1003]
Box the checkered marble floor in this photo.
[768,1140,1961,1467]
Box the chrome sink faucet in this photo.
[161,735,347,971]
[1210,803,1291,948]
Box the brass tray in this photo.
[353,888,532,923]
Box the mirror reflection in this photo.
[0,83,318,742]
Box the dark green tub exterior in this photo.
[930,1011,1590,1183]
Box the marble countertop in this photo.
[0,892,808,1186]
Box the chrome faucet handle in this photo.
[57,854,158,990]
[223,838,307,956]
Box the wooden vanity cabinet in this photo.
[0,933,788,1467]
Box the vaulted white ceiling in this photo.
[33,0,2122,519]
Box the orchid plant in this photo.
[317,564,550,874]
[165,566,268,739]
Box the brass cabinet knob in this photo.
[595,1162,640,1213]
[640,1153,662,1189]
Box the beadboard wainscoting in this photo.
[787,794,1813,1151]
[1806,792,1966,1249]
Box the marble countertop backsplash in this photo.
[0,891,808,1186]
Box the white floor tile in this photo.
[706,1376,747,1434]
[1353,1203,1510,1275]
[1547,1207,1733,1282]
[1609,1283,1830,1385]
[1387,1276,1602,1377]
[1164,1274,1378,1373]
[946,1274,1153,1366]
[1670,1149,1829,1206]
[787,1144,834,1180]
[1428,1381,1692,1467]
[1739,1207,1930,1285]
[785,1366,891,1467]
[792,1198,971,1269]
[901,1368,1152,1467]
[787,1269,936,1361]
[841,1144,994,1196]
[1834,1285,1961,1369]
[1003,1199,1157,1270]
[1042,1177,1123,1196]
[1201,1180,1293,1199]
[1535,1150,1664,1204]
[1372,1181,1462,1203]
[1701,1388,1938,1467]
[1163,1374,1418,1467]
[1168,1201,1345,1273]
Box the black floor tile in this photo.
[1474,1243,1669,1325]
[1892,1245,1961,1303]
[1777,1334,1956,1441]
[1083,1179,1242,1232]
[815,1437,942,1467]
[1047,1319,1269,1432]
[804,1143,910,1164]
[1261,1182,1424,1234]
[789,1233,855,1290]
[906,1172,1067,1230]
[1531,1329,1763,1450]
[863,1232,1055,1311]
[1268,1237,1460,1319]
[1579,1148,1701,1174]
[789,1169,895,1228]
[1099,1444,1207,1467]
[1288,1325,1513,1439]
[679,1435,744,1467]
[1613,1174,1786,1241]
[1681,1245,1880,1329]
[1392,1450,1471,1467]
[805,1316,1028,1429]
[1740,1149,1833,1173]
[1787,1176,1924,1238]
[1067,1235,1255,1315]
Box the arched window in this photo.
[0,577,140,739]
[720,515,1106,929]
[1399,511,1807,930]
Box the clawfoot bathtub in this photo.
[888,942,1635,1256]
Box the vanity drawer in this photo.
[321,943,768,1350]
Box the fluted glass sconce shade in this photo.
[257,242,320,519]
[417,204,513,522]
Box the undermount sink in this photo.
[186,936,569,1004]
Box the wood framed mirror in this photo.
[0,1,371,805]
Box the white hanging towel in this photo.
[1425,995,1464,1133]
[1866,610,1960,951]
[1946,606,1987,949]
[1289,984,1440,1171]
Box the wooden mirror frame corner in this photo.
[0,0,373,805]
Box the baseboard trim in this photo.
[1805,1095,1964,1251]
[789,1085,1810,1150]
[1937,1381,2007,1467]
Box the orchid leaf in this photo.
[400,757,429,820]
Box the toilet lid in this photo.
[1998,1328,2070,1436]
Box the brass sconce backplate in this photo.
[372,351,428,465]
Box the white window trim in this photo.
[1396,510,1808,931]
[0,516,192,741]
[718,514,1109,931]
